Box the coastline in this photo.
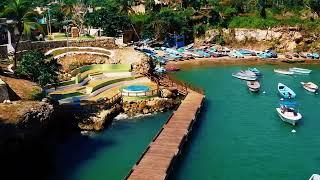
[166,57,320,69]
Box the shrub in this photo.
[17,51,60,87]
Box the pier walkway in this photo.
[126,90,204,180]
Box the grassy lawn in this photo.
[47,33,95,41]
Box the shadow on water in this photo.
[168,99,210,180]
[49,133,115,180]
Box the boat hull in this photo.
[232,74,257,81]
[278,83,296,99]
[276,108,301,126]
[289,68,312,74]
[274,69,294,75]
[301,82,318,93]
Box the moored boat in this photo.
[301,82,318,93]
[289,67,312,74]
[248,67,261,76]
[232,70,257,81]
[278,83,296,99]
[276,101,302,126]
[274,69,294,75]
[309,174,320,180]
[247,81,260,92]
[165,66,180,72]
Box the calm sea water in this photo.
[49,112,171,180]
[50,65,320,180]
[170,65,320,180]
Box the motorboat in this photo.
[274,69,294,75]
[276,101,302,126]
[278,83,296,99]
[238,49,256,56]
[228,50,244,58]
[165,66,180,72]
[248,67,261,76]
[309,174,320,180]
[289,67,312,74]
[307,53,320,59]
[247,81,260,92]
[301,82,318,93]
[232,70,257,81]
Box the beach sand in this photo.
[166,56,319,70]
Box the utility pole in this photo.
[48,8,52,35]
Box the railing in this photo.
[81,92,123,111]
[120,88,159,97]
[165,74,205,95]
[144,72,205,95]
[144,73,189,95]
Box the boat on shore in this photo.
[247,81,260,92]
[232,70,257,81]
[301,82,318,93]
[276,101,302,126]
[309,174,320,180]
[248,67,261,76]
[278,83,296,99]
[165,66,180,72]
[289,67,312,74]
[274,69,294,75]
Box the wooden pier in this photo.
[125,90,204,180]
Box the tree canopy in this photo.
[17,51,60,87]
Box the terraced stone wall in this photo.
[15,38,116,58]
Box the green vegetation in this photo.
[17,51,60,87]
[2,0,41,67]
[72,64,131,76]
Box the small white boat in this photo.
[301,82,318,93]
[278,83,296,99]
[274,69,294,75]
[232,70,257,81]
[309,174,320,180]
[289,67,312,74]
[247,81,260,92]
[276,101,302,125]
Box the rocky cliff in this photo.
[200,27,319,52]
[78,104,122,131]
[0,79,9,102]
[123,97,180,117]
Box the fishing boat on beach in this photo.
[247,81,260,92]
[274,69,294,75]
[276,101,302,126]
[309,174,320,180]
[232,70,257,81]
[289,67,312,74]
[301,82,318,93]
[278,83,296,99]
[248,67,261,76]
[165,66,180,72]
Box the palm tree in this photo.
[3,0,41,68]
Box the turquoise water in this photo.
[50,112,171,180]
[170,65,320,180]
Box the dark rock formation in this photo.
[78,104,122,131]
[123,97,181,117]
